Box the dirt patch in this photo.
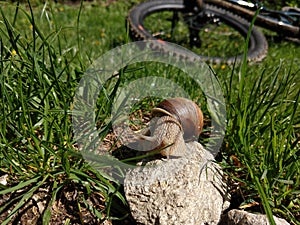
[0,181,115,224]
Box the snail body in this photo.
[116,97,204,157]
[147,114,186,157]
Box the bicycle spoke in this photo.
[171,11,179,39]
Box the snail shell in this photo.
[152,97,204,141]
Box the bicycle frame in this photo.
[229,0,300,26]
[204,0,300,38]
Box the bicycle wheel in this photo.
[128,0,268,64]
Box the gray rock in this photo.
[124,141,230,225]
[222,209,290,225]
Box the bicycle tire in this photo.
[128,0,268,64]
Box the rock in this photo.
[124,141,230,225]
[222,209,291,225]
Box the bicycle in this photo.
[127,0,300,64]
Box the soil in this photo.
[0,180,136,225]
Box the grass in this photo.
[0,1,131,224]
[222,56,300,224]
[0,0,299,224]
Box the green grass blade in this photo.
[254,176,276,225]
[0,176,40,195]
[1,175,48,225]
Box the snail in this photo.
[117,97,204,158]
[152,97,203,142]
